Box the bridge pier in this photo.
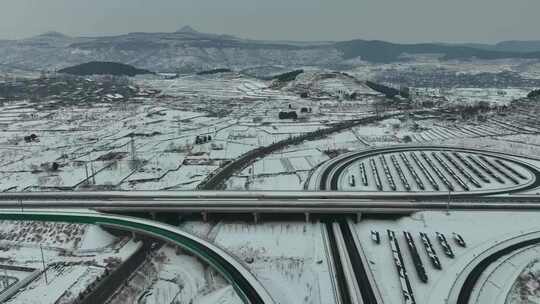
[355,212,362,223]
[202,211,208,222]
[253,213,260,224]
[304,212,310,223]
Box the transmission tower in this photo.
[130,136,137,162]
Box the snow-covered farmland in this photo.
[181,220,336,304]
[0,220,141,304]
[108,245,239,304]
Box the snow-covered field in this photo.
[181,220,336,304]
[108,245,239,304]
[0,72,380,192]
[1,67,540,193]
[0,220,141,304]
[0,218,242,304]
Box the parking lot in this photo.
[336,148,537,194]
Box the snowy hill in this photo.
[0,28,339,73]
[1,27,540,73]
[176,25,199,34]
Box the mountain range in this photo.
[1,27,539,73]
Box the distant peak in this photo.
[39,31,68,38]
[176,25,198,34]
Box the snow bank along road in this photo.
[0,211,275,304]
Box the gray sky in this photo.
[1,0,538,43]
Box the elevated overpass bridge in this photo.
[0,191,539,222]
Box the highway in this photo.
[0,210,275,304]
[1,190,539,201]
[0,192,540,216]
[323,217,386,304]
[324,222,353,304]
[340,219,381,304]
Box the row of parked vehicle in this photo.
[371,229,467,304]
[349,150,525,192]
[387,230,417,304]
[432,152,469,191]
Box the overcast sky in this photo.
[1,0,538,43]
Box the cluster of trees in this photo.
[58,61,153,77]
[449,101,492,120]
[272,70,304,82]
[197,68,232,75]
[528,89,540,99]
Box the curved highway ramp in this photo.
[0,211,275,304]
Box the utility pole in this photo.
[3,268,8,288]
[90,156,96,185]
[84,162,89,185]
[40,245,48,285]
[130,136,136,162]
[446,189,451,215]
